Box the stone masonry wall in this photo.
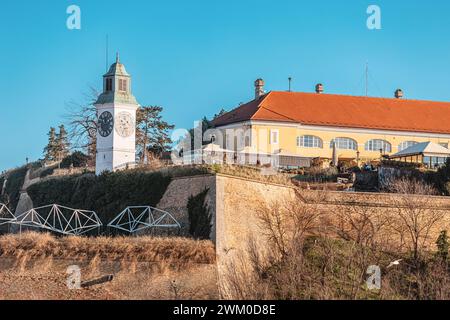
[156,173,450,290]
[157,175,216,238]
[213,175,450,273]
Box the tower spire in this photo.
[116,52,120,63]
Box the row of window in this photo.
[294,136,449,152]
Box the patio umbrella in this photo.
[332,141,338,167]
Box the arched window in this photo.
[365,139,392,153]
[330,137,358,150]
[398,141,418,152]
[297,135,323,148]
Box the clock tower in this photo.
[94,54,139,175]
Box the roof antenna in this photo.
[365,62,369,97]
[105,34,109,72]
[288,77,292,92]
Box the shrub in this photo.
[2,166,28,212]
[381,160,424,170]
[0,176,5,200]
[187,189,212,240]
[39,167,55,179]
[436,231,449,262]
[295,166,339,183]
[27,170,172,226]
[60,151,91,169]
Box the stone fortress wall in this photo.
[156,174,450,281]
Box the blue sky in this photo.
[1,0,450,171]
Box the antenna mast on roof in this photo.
[288,77,292,92]
[365,62,369,97]
[105,34,109,72]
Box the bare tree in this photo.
[222,183,450,300]
[64,87,99,158]
[388,178,445,261]
[334,198,394,250]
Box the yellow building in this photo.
[210,80,450,167]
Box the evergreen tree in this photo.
[187,188,212,240]
[436,230,449,262]
[185,109,228,151]
[213,108,227,120]
[43,127,58,162]
[55,125,70,161]
[136,106,174,163]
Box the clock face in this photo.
[115,111,135,138]
[98,111,114,137]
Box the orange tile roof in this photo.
[212,91,450,135]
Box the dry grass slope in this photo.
[0,232,216,264]
[0,232,218,300]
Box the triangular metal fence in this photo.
[107,206,180,233]
[13,204,102,236]
[0,203,16,226]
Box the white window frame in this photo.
[365,139,392,153]
[297,135,323,148]
[330,137,358,150]
[398,141,418,152]
[270,130,279,145]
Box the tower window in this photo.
[119,79,128,91]
[106,78,113,92]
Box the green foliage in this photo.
[136,106,175,162]
[433,159,450,195]
[436,231,449,262]
[43,127,58,162]
[1,166,28,212]
[39,167,55,179]
[43,125,70,162]
[163,165,211,178]
[60,151,91,169]
[0,176,5,202]
[381,160,424,170]
[294,166,339,183]
[55,125,70,161]
[187,188,212,240]
[27,170,172,225]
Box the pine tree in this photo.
[136,106,174,163]
[43,127,58,162]
[55,125,70,161]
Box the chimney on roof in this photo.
[395,89,404,99]
[315,83,324,94]
[254,78,265,99]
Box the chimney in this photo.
[315,83,324,94]
[254,78,265,99]
[395,89,404,99]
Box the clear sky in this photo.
[1,0,450,171]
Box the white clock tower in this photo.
[94,54,139,175]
